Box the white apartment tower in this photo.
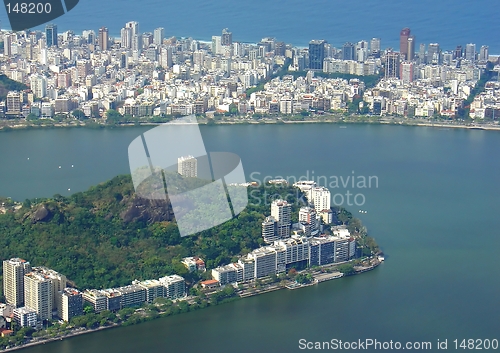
[311,187,331,212]
[24,272,53,321]
[3,258,32,308]
[271,199,291,239]
[177,155,198,178]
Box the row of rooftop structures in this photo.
[0,257,200,328]
[207,181,355,287]
[1,24,496,120]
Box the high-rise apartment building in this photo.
[465,43,476,61]
[177,155,197,178]
[211,36,222,55]
[24,272,53,321]
[221,28,232,46]
[121,27,132,49]
[45,24,57,48]
[342,42,355,61]
[153,27,164,46]
[400,27,411,60]
[98,27,109,51]
[407,35,415,61]
[158,275,186,299]
[262,216,278,244]
[479,45,489,61]
[427,43,440,64]
[271,199,291,239]
[400,62,414,84]
[57,288,83,322]
[454,45,463,59]
[309,40,326,70]
[370,38,381,56]
[385,51,400,78]
[311,187,331,212]
[31,266,67,312]
[3,258,32,307]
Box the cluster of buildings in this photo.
[361,28,500,118]
[1,257,186,328]
[210,181,356,286]
[1,23,497,120]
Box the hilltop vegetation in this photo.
[0,75,27,101]
[0,175,377,293]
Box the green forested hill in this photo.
[0,75,28,101]
[0,175,306,290]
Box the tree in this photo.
[106,109,124,124]
[26,113,38,121]
[72,109,86,120]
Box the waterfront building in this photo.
[400,28,411,60]
[465,43,476,61]
[275,237,309,266]
[309,40,326,70]
[24,272,53,321]
[13,307,37,328]
[177,155,198,178]
[249,247,277,279]
[45,24,57,48]
[221,28,232,46]
[212,265,238,285]
[159,275,186,299]
[479,45,489,61]
[154,27,164,46]
[102,289,122,311]
[31,266,67,312]
[6,92,21,115]
[237,257,255,282]
[3,258,31,308]
[117,285,146,308]
[271,199,291,239]
[262,216,278,244]
[134,280,165,302]
[57,288,83,322]
[82,289,107,313]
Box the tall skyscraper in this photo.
[400,27,411,60]
[177,155,197,178]
[465,43,476,61]
[427,43,440,64]
[211,36,222,55]
[419,43,426,63]
[121,27,132,49]
[479,45,489,61]
[342,42,355,61]
[125,21,139,37]
[454,45,463,59]
[370,38,381,57]
[385,51,400,78]
[309,40,326,70]
[221,28,232,46]
[4,33,12,56]
[407,35,415,61]
[3,258,32,308]
[98,27,109,51]
[45,23,58,48]
[271,199,291,239]
[153,27,164,46]
[24,272,53,321]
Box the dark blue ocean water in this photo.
[1,0,499,53]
